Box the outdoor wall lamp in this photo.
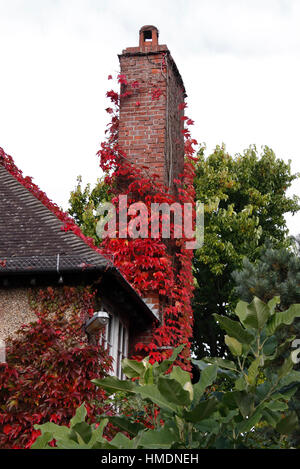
[84,311,110,335]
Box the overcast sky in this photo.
[0,0,299,235]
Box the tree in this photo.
[192,144,299,358]
[232,238,300,446]
[68,176,111,245]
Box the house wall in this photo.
[0,288,36,341]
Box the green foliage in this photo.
[68,175,112,244]
[233,239,300,446]
[192,144,299,358]
[32,298,300,449]
[233,240,300,310]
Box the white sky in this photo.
[0,0,299,235]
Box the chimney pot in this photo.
[139,25,159,50]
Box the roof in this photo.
[0,163,110,274]
[0,148,158,327]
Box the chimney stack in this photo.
[118,26,187,191]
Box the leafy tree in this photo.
[32,297,300,449]
[192,144,299,358]
[68,176,111,245]
[232,238,300,446]
[233,239,300,310]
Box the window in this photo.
[100,312,129,379]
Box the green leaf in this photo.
[276,411,298,434]
[138,423,179,449]
[31,432,52,449]
[92,376,135,395]
[183,398,218,423]
[156,345,185,374]
[88,419,108,448]
[72,422,92,444]
[195,418,220,434]
[266,303,300,336]
[193,364,218,403]
[70,403,87,427]
[158,377,191,406]
[237,393,255,418]
[237,409,262,433]
[122,358,146,379]
[267,296,280,315]
[214,314,253,345]
[235,300,249,325]
[169,366,191,387]
[262,409,281,428]
[108,432,136,449]
[170,366,193,401]
[107,417,144,437]
[242,297,270,330]
[225,335,242,356]
[137,384,179,414]
[278,355,294,379]
[247,357,261,386]
[34,422,71,442]
[202,357,238,372]
[264,400,288,412]
[278,370,300,387]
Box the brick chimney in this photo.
[118,25,187,191]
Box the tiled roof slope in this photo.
[0,148,110,274]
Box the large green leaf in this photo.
[225,335,242,356]
[88,419,108,448]
[137,423,179,449]
[136,384,179,414]
[158,377,191,406]
[34,422,71,442]
[70,403,87,427]
[266,303,300,336]
[213,314,253,344]
[31,432,52,449]
[242,297,270,330]
[267,296,280,315]
[156,344,185,374]
[108,432,136,449]
[92,376,135,395]
[122,358,146,379]
[236,409,263,433]
[247,357,261,386]
[202,357,238,372]
[183,398,218,423]
[108,416,144,437]
[193,364,218,403]
[72,422,92,444]
[235,300,249,325]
